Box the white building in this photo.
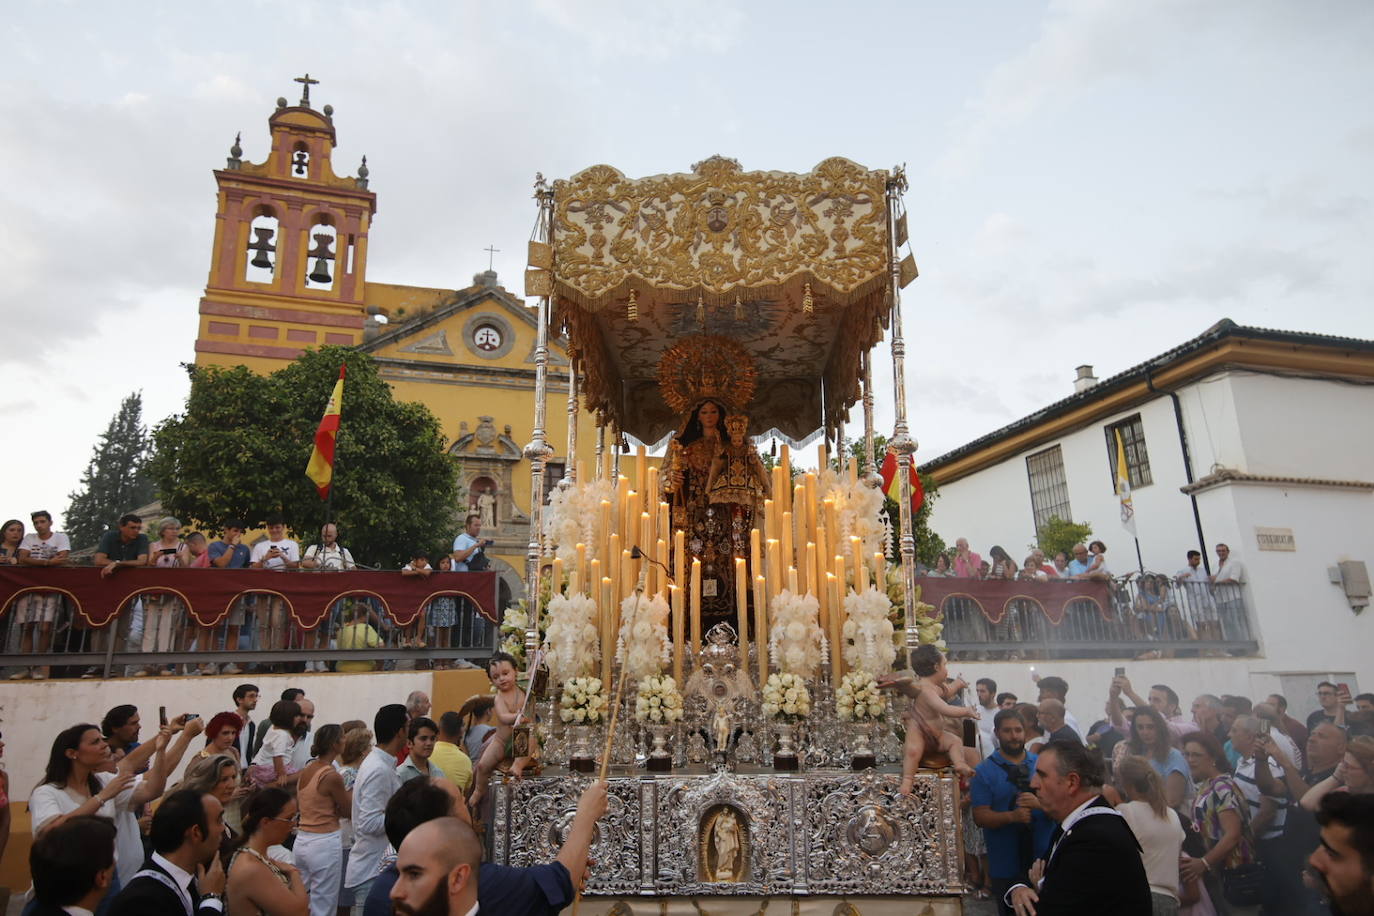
[922,319,1374,724]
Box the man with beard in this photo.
[972,710,1056,915]
[1259,721,1349,913]
[289,697,316,771]
[390,817,482,916]
[366,777,608,915]
[1309,792,1374,916]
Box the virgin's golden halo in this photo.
[657,335,757,416]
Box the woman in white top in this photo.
[1116,755,1186,916]
[30,722,171,889]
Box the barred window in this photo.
[542,462,566,505]
[1105,415,1153,488]
[1026,446,1072,533]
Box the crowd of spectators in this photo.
[2,510,498,679]
[958,669,1374,915]
[925,537,1252,657]
[17,661,599,915]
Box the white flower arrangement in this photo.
[559,676,607,724]
[543,477,616,563]
[761,672,812,722]
[542,592,601,685]
[634,674,685,724]
[616,590,671,681]
[767,589,825,677]
[818,467,889,570]
[841,585,898,676]
[499,601,530,664]
[835,670,885,721]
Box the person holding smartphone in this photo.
[1309,681,1353,732]
[250,516,300,660]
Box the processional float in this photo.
[495,156,964,909]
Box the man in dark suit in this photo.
[29,815,118,915]
[232,683,259,764]
[1006,739,1152,916]
[111,789,227,916]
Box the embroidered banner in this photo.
[0,568,500,629]
[917,577,1113,626]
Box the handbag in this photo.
[1220,862,1266,908]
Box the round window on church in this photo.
[473,324,503,352]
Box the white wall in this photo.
[0,670,434,801]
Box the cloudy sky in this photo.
[3,0,1371,530]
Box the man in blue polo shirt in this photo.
[971,708,1056,915]
[366,774,608,915]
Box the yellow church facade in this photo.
[191,81,599,586]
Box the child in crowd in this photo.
[427,556,458,670]
[249,700,304,788]
[468,652,535,808]
[881,644,981,792]
[400,551,432,651]
[186,531,210,567]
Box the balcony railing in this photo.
[0,567,502,678]
[918,573,1257,660]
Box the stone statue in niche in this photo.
[699,804,746,883]
[477,489,497,529]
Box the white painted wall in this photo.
[926,370,1374,702]
[0,670,433,802]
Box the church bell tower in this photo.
[194,75,378,372]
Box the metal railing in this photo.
[0,581,498,679]
[933,573,1257,660]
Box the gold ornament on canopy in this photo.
[658,335,757,416]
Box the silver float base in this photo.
[490,766,964,898]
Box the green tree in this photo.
[845,435,945,567]
[148,347,460,568]
[64,392,157,549]
[1033,516,1094,561]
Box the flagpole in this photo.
[1134,537,1143,575]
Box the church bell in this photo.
[309,257,333,285]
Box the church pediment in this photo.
[449,416,522,460]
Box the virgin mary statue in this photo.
[657,335,767,632]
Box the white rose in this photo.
[560,708,574,722]
[574,708,586,723]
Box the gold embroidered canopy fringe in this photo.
[528,155,908,444]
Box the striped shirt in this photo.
[1233,755,1288,840]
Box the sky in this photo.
[2,0,1372,530]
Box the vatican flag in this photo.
[1115,427,1137,536]
[305,365,346,500]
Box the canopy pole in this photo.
[524,175,557,661]
[861,349,878,485]
[595,421,606,481]
[562,355,579,488]
[884,167,919,657]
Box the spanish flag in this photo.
[305,365,345,499]
[879,445,924,515]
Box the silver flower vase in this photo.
[773,721,799,771]
[646,722,673,771]
[568,723,596,773]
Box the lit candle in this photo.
[763,498,775,544]
[749,528,762,584]
[793,484,806,551]
[575,543,587,596]
[815,527,828,628]
[754,573,768,685]
[658,501,670,552]
[622,548,634,598]
[655,537,666,596]
[640,512,652,567]
[690,558,703,652]
[824,499,839,552]
[626,490,641,549]
[781,512,794,575]
[770,467,785,522]
[833,554,848,677]
[804,472,817,550]
[636,444,648,498]
[600,574,613,682]
[609,533,621,606]
[735,557,749,666]
[847,456,857,487]
[872,552,885,591]
[827,572,841,681]
[766,538,781,607]
[552,557,564,595]
[788,566,799,595]
[604,575,620,677]
[817,443,828,472]
[780,444,792,510]
[647,467,660,546]
[670,583,683,684]
[598,500,612,562]
[802,541,813,597]
[851,536,867,591]
[674,528,686,590]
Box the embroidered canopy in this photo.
[528,156,914,444]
